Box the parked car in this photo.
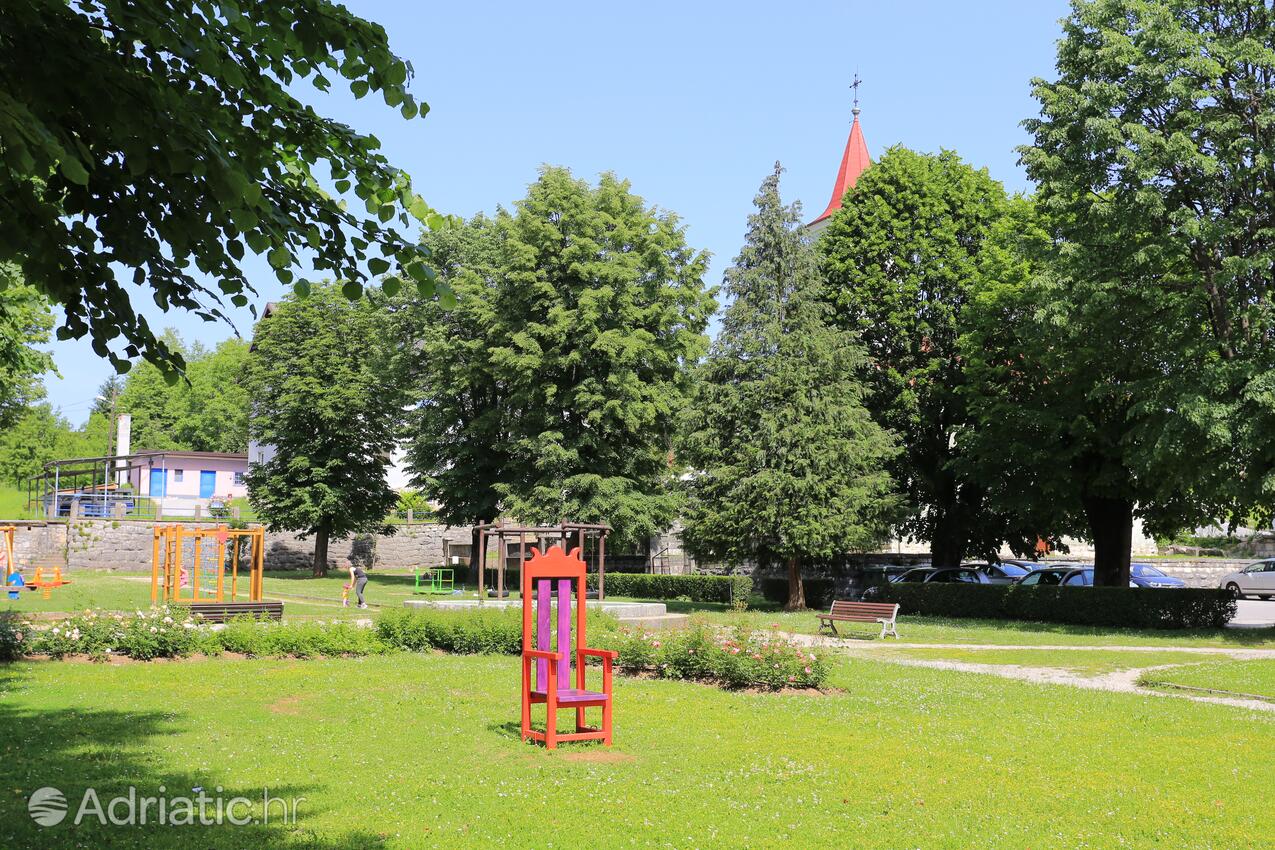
[974,562,1032,584]
[864,566,991,599]
[891,567,992,585]
[1017,566,1079,586]
[1218,559,1275,600]
[1058,568,1138,588]
[1128,563,1186,589]
[1001,559,1061,572]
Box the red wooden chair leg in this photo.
[576,707,586,732]
[603,656,613,746]
[520,657,531,742]
[545,668,558,750]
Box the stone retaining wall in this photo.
[1149,561,1248,589]
[5,522,67,569]
[3,519,474,574]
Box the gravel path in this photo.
[785,633,1275,659]
[784,633,1275,713]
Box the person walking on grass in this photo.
[348,561,369,609]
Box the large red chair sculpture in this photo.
[520,544,617,749]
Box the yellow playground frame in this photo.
[1,525,15,581]
[151,524,265,605]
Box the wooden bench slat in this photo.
[815,600,900,638]
[180,601,284,624]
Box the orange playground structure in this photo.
[151,524,265,605]
[28,566,71,599]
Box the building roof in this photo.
[131,450,249,461]
[811,109,871,225]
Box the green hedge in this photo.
[867,583,1236,630]
[589,573,751,606]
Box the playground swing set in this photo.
[150,524,265,606]
[2,525,72,601]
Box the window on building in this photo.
[173,469,184,482]
[234,471,246,486]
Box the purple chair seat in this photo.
[529,688,609,704]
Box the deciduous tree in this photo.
[1019,0,1275,583]
[0,0,444,376]
[245,284,402,575]
[818,147,1033,566]
[402,169,715,548]
[0,267,53,429]
[397,216,508,528]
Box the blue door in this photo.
[199,470,217,499]
[149,469,166,497]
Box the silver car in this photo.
[1218,559,1275,600]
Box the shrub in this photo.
[118,609,200,660]
[866,583,1236,630]
[593,621,828,690]
[217,617,387,657]
[0,612,29,661]
[28,608,198,660]
[375,607,522,654]
[590,573,753,606]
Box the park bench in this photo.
[183,601,284,624]
[816,600,900,639]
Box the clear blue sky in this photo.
[45,0,1071,423]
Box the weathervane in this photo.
[851,72,862,116]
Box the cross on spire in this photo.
[851,73,862,116]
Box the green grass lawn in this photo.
[0,485,41,520]
[866,646,1217,676]
[1139,659,1275,700]
[0,653,1269,849]
[0,571,150,614]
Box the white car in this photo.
[1219,560,1275,600]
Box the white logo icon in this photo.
[28,786,68,827]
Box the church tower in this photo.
[808,81,872,236]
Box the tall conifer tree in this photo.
[681,164,897,609]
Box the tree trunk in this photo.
[929,465,964,568]
[313,524,330,577]
[1082,495,1133,587]
[930,532,963,569]
[785,555,806,611]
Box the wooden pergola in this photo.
[474,520,611,600]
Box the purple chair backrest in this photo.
[535,577,573,692]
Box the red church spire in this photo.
[811,78,871,226]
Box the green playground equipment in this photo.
[413,566,455,595]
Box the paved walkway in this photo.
[1231,599,1275,628]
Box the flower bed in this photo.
[0,608,387,661]
[593,622,828,690]
[0,608,829,692]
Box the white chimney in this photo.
[115,414,131,484]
